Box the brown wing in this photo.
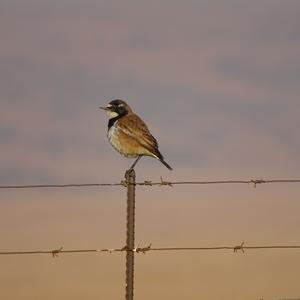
[117,113,160,156]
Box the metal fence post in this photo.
[125,169,136,300]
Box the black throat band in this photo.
[108,114,125,130]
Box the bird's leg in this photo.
[129,155,142,171]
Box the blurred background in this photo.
[1,1,300,299]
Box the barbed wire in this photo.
[1,243,300,257]
[0,178,300,189]
[0,246,126,258]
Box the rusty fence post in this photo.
[125,169,136,300]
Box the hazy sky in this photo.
[1,1,300,300]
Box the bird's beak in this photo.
[99,106,109,111]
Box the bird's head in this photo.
[100,99,132,118]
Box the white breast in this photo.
[107,120,138,158]
[107,121,123,154]
[107,121,118,142]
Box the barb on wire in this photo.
[159,177,173,187]
[136,244,152,254]
[250,179,265,188]
[120,180,128,188]
[1,179,300,190]
[233,242,245,253]
[52,246,63,258]
[143,180,153,186]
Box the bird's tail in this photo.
[159,158,173,171]
[153,149,173,171]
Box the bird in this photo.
[100,99,173,171]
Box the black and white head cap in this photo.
[100,99,132,118]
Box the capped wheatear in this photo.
[100,99,173,170]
